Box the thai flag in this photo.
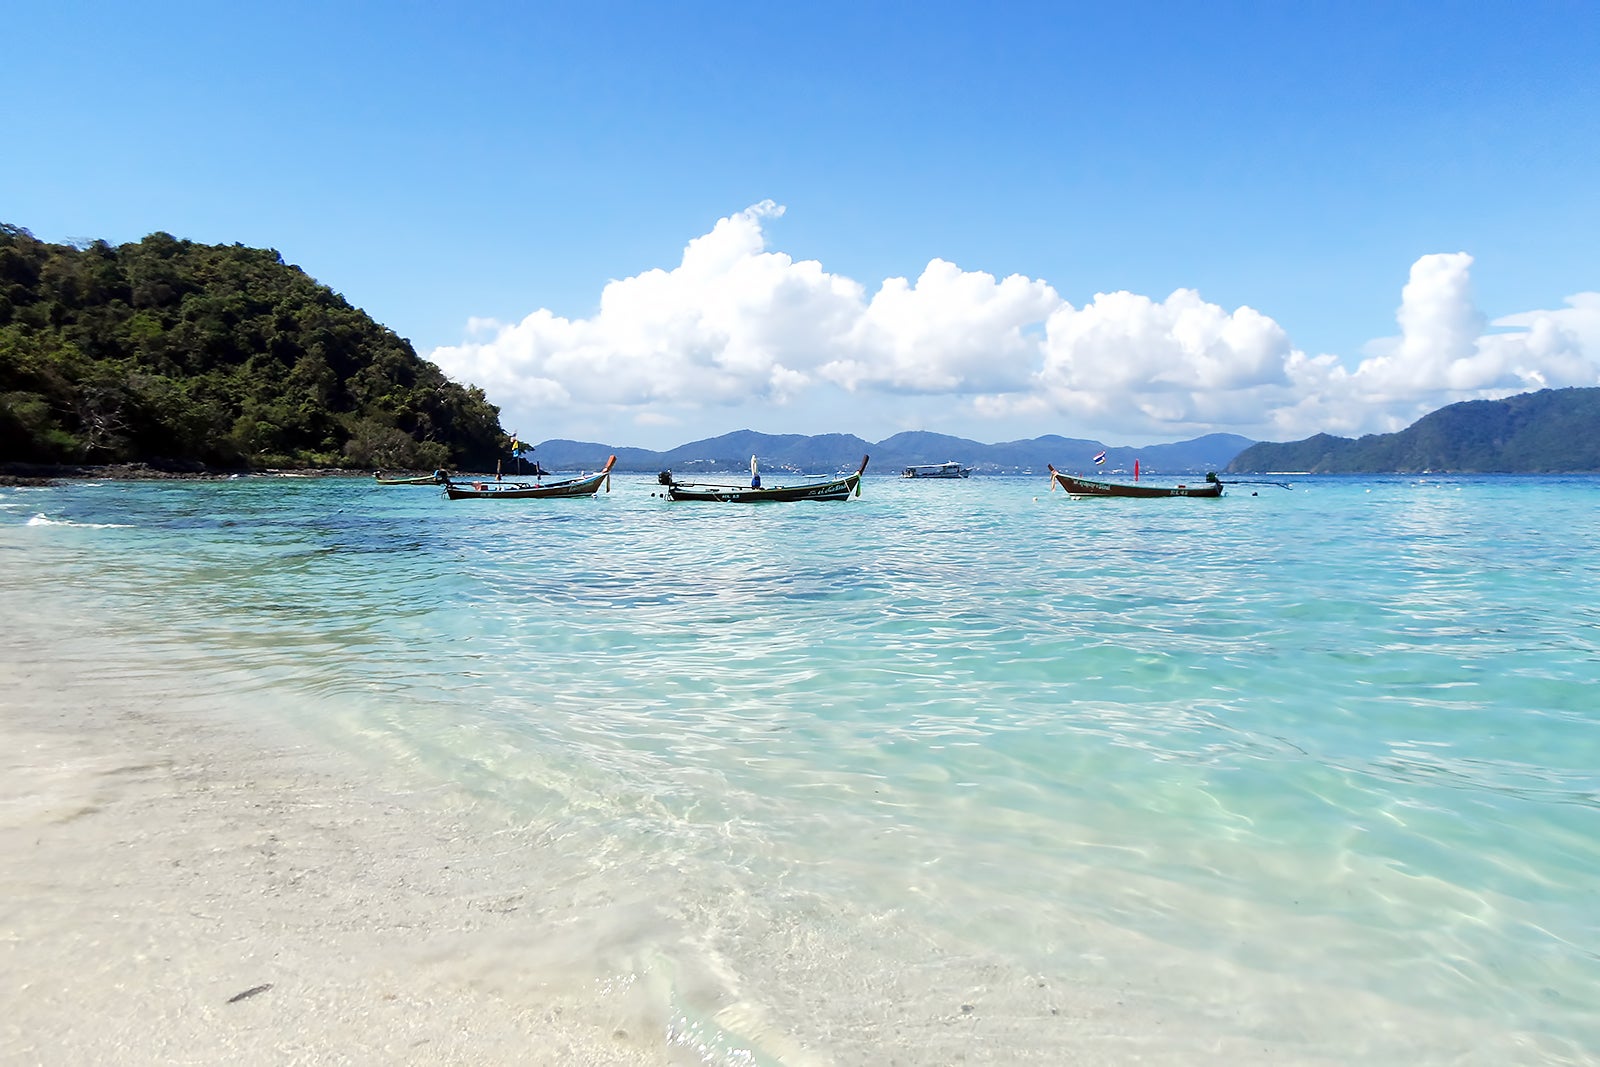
[1093,450,1107,465]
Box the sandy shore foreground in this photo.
[0,660,678,1067]
[2,566,1570,1066]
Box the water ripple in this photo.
[6,472,1600,1057]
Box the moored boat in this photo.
[375,469,448,485]
[901,461,972,479]
[659,455,869,502]
[1047,466,1224,498]
[444,456,616,500]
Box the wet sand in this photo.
[0,660,678,1066]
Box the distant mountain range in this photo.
[528,430,1257,475]
[527,387,1600,477]
[1228,387,1600,473]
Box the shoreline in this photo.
[0,463,385,486]
[4,663,1555,1067]
[0,657,677,1066]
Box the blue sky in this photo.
[6,1,1597,449]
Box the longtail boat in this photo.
[1048,465,1224,498]
[444,456,616,500]
[375,470,447,485]
[659,455,869,502]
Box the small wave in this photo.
[26,514,134,529]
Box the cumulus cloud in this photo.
[1312,254,1600,433]
[432,201,863,417]
[973,289,1296,433]
[1352,253,1591,398]
[430,204,1599,445]
[821,259,1060,394]
[430,202,1062,439]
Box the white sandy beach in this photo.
[0,655,683,1067]
[5,655,1559,1067]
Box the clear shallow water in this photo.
[4,472,1599,1062]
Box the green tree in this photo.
[0,223,505,469]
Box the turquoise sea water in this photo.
[3,471,1598,1063]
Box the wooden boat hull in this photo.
[1048,466,1223,498]
[662,456,869,502]
[444,456,616,500]
[375,472,445,485]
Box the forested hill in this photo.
[0,224,505,470]
[1228,388,1600,473]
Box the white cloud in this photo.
[430,205,1599,446]
[430,200,866,417]
[1324,254,1600,430]
[821,259,1060,393]
[1489,291,1600,383]
[972,289,1296,433]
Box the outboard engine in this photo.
[657,470,674,486]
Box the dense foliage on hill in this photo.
[1228,388,1600,473]
[0,224,505,469]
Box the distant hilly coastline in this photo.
[536,388,1600,477]
[1228,388,1600,474]
[525,430,1257,476]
